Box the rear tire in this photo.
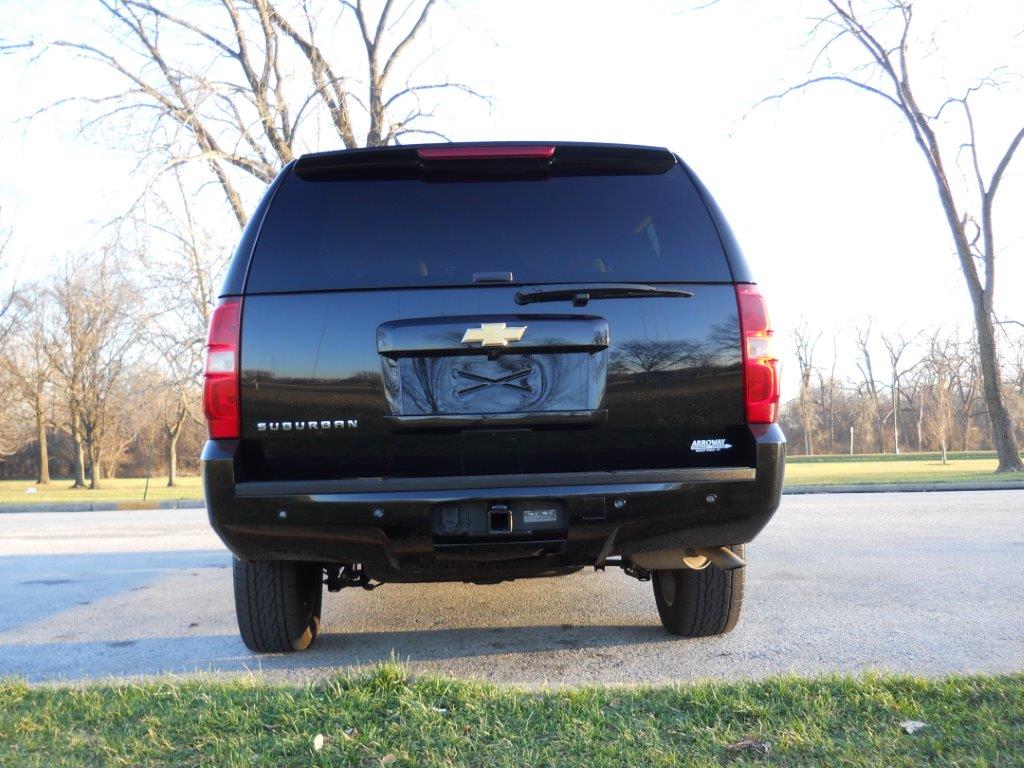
[233,559,323,652]
[651,544,745,637]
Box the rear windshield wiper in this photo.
[515,283,694,307]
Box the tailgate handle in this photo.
[384,409,607,432]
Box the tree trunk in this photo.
[827,384,836,453]
[918,116,1021,470]
[975,307,1024,471]
[917,400,924,453]
[166,431,179,487]
[35,397,50,485]
[891,390,900,455]
[88,442,102,490]
[71,428,87,488]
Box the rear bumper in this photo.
[203,424,785,582]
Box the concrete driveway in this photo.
[1,490,1021,685]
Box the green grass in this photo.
[783,456,1020,486]
[0,476,203,505]
[0,665,1021,767]
[787,450,1002,464]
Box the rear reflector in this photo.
[417,145,555,160]
[735,284,779,424]
[203,298,242,439]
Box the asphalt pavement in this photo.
[1,490,1021,685]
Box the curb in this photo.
[783,481,1024,494]
[0,500,205,514]
[2,481,1024,513]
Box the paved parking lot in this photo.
[1,490,1021,685]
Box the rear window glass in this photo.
[246,166,730,292]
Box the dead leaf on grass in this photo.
[725,737,771,759]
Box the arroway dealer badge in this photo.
[690,438,733,453]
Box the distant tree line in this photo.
[0,273,208,487]
[0,169,223,488]
[779,322,1024,458]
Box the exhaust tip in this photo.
[691,546,746,571]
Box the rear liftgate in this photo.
[378,314,609,567]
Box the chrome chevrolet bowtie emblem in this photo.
[461,322,527,347]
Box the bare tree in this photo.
[0,213,16,348]
[793,320,821,455]
[880,332,919,455]
[48,253,145,489]
[36,0,484,228]
[139,170,225,485]
[950,335,982,451]
[2,287,53,483]
[98,377,150,479]
[771,1,1024,471]
[0,218,27,461]
[923,333,957,463]
[902,364,926,453]
[854,322,886,451]
[1006,331,1024,448]
[817,339,841,453]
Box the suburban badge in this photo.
[257,419,358,432]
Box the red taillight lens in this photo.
[203,298,242,439]
[417,145,555,160]
[736,284,779,424]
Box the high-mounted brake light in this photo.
[417,145,555,161]
[203,298,242,439]
[736,284,779,424]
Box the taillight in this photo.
[203,298,242,439]
[736,284,779,424]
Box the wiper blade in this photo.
[515,283,693,307]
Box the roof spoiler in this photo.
[294,142,676,181]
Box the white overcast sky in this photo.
[2,0,1023,395]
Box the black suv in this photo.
[202,142,785,653]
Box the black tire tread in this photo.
[652,544,745,637]
[233,559,322,653]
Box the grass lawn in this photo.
[0,665,1021,767]
[784,455,1019,486]
[0,476,203,506]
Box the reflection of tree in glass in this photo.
[406,358,447,413]
[707,314,741,354]
[610,321,740,377]
[403,352,581,414]
[611,339,704,374]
